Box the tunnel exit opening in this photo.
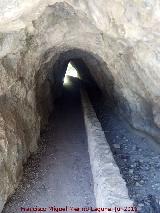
[63,62,79,85]
[36,48,115,130]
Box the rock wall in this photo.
[0,0,160,211]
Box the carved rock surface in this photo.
[0,0,160,211]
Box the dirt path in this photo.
[2,77,95,213]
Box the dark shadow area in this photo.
[35,48,115,129]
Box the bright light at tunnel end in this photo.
[63,63,79,85]
[63,76,70,84]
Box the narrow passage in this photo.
[2,76,95,212]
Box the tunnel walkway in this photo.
[2,77,95,212]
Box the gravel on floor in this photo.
[87,86,160,213]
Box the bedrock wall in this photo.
[0,0,160,211]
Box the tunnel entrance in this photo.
[64,62,79,81]
[2,51,160,213]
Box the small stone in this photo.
[135,182,141,187]
[113,144,120,149]
[132,146,136,151]
[140,180,145,184]
[129,169,134,174]
[138,203,144,207]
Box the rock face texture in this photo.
[0,0,160,211]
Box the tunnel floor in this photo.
[2,77,95,212]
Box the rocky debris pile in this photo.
[88,91,160,213]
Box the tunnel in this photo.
[35,49,115,131]
[1,48,160,213]
[0,1,160,213]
